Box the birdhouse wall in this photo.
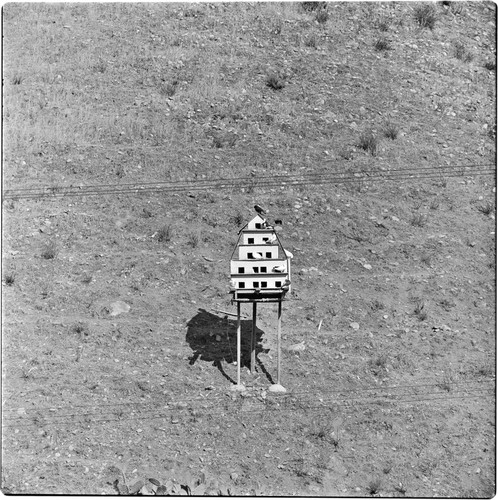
[241,232,275,245]
[234,277,288,291]
[230,259,288,275]
[237,244,281,260]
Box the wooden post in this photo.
[231,301,245,391]
[269,299,286,392]
[251,302,257,373]
[237,301,241,385]
[277,299,282,385]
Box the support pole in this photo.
[251,302,257,373]
[277,299,282,385]
[269,299,286,393]
[231,301,245,391]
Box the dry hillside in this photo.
[2,2,496,496]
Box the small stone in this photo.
[349,322,360,330]
[363,263,372,270]
[230,473,238,481]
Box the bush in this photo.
[383,122,398,139]
[413,4,437,29]
[315,8,329,24]
[484,61,496,71]
[358,132,378,156]
[301,2,326,12]
[265,73,285,90]
[4,273,15,286]
[374,37,391,52]
[157,224,173,243]
[454,41,473,62]
[41,241,57,259]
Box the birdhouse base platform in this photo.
[230,292,288,303]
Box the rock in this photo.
[349,322,360,330]
[288,341,306,352]
[230,473,238,481]
[363,263,372,270]
[109,301,130,316]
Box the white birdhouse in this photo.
[229,215,292,301]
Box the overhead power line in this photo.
[3,163,495,200]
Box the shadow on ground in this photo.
[186,308,272,384]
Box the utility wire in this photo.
[4,162,494,193]
[3,379,494,427]
[3,376,493,415]
[3,390,493,429]
[3,164,495,200]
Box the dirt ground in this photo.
[2,1,496,497]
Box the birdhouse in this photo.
[229,214,292,301]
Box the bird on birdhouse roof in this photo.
[254,205,267,216]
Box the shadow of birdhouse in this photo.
[186,309,272,384]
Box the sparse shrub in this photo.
[11,73,23,85]
[187,231,200,248]
[160,80,178,97]
[81,274,92,284]
[157,224,173,243]
[4,273,15,286]
[374,37,391,52]
[453,41,473,62]
[265,73,285,90]
[358,132,378,156]
[92,59,107,73]
[438,373,452,392]
[429,198,440,210]
[41,241,57,259]
[378,18,390,31]
[271,18,283,35]
[477,201,494,215]
[370,299,385,311]
[420,253,432,266]
[383,122,398,139]
[301,1,326,12]
[414,301,427,321]
[448,1,464,15]
[304,33,318,48]
[410,213,426,227]
[70,322,90,337]
[368,477,382,495]
[315,8,329,24]
[309,417,334,443]
[438,298,455,311]
[413,4,437,29]
[484,61,496,71]
[370,353,388,373]
[229,212,245,227]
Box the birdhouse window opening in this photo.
[248,238,254,244]
[261,281,268,288]
[261,267,267,273]
[253,281,259,288]
[238,267,244,274]
[248,252,254,259]
[276,281,282,287]
[255,223,262,229]
[239,282,245,288]
[266,252,272,258]
[263,237,269,242]
[253,267,259,273]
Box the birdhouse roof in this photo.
[247,215,266,230]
